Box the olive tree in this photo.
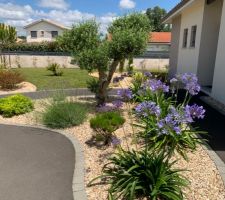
[58,13,151,105]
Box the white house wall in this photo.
[177,0,205,74]
[212,0,225,104]
[26,21,65,43]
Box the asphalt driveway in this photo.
[0,125,75,200]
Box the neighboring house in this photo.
[24,19,69,43]
[163,0,225,105]
[147,32,171,52]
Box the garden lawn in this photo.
[14,68,94,90]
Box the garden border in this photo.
[0,122,87,200]
[203,143,225,186]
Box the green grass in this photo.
[14,68,94,90]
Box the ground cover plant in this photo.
[42,100,89,129]
[14,68,94,90]
[90,72,206,199]
[0,70,24,89]
[0,94,33,117]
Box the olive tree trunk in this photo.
[96,60,119,106]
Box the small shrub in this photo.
[0,70,24,89]
[0,94,33,117]
[42,102,88,129]
[86,78,99,94]
[90,111,125,144]
[47,63,63,76]
[90,111,125,133]
[89,150,188,200]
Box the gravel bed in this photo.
[0,99,224,200]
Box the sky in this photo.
[0,0,180,35]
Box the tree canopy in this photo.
[58,13,151,105]
[146,6,171,32]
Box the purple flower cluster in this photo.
[176,73,201,95]
[111,136,121,147]
[112,100,123,108]
[135,101,161,117]
[185,104,205,120]
[144,79,169,93]
[144,72,152,78]
[157,104,205,135]
[112,74,128,83]
[117,89,133,100]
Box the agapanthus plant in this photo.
[132,72,206,160]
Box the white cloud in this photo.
[38,0,69,10]
[119,0,136,9]
[0,3,33,20]
[0,2,117,35]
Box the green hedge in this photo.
[2,42,68,53]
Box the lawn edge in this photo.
[0,122,87,200]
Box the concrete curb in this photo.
[0,123,87,200]
[203,144,225,186]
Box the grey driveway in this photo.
[0,125,75,200]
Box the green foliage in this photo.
[0,70,24,89]
[42,102,88,129]
[90,111,125,134]
[58,12,151,105]
[89,149,188,200]
[0,23,17,46]
[87,78,100,94]
[47,63,63,76]
[146,6,171,32]
[0,94,33,117]
[2,41,66,53]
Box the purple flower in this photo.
[112,100,123,108]
[144,72,152,78]
[97,104,115,112]
[176,73,201,95]
[185,104,205,119]
[117,89,133,100]
[144,79,169,93]
[135,101,161,117]
[111,136,121,147]
[170,78,178,84]
[113,76,125,83]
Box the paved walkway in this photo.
[0,88,118,99]
[0,124,75,200]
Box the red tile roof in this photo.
[149,32,171,43]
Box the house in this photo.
[24,19,69,43]
[147,32,171,52]
[163,0,225,105]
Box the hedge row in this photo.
[2,42,68,53]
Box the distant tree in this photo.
[58,13,151,105]
[0,23,17,67]
[146,6,171,32]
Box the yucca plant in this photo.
[89,149,188,200]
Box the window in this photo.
[51,31,58,38]
[30,31,37,38]
[40,31,44,37]
[190,25,197,48]
[183,28,188,48]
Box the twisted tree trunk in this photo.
[97,60,119,106]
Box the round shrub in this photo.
[0,94,34,117]
[90,111,125,134]
[0,70,24,90]
[42,102,88,129]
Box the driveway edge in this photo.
[0,123,87,200]
[203,144,225,186]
